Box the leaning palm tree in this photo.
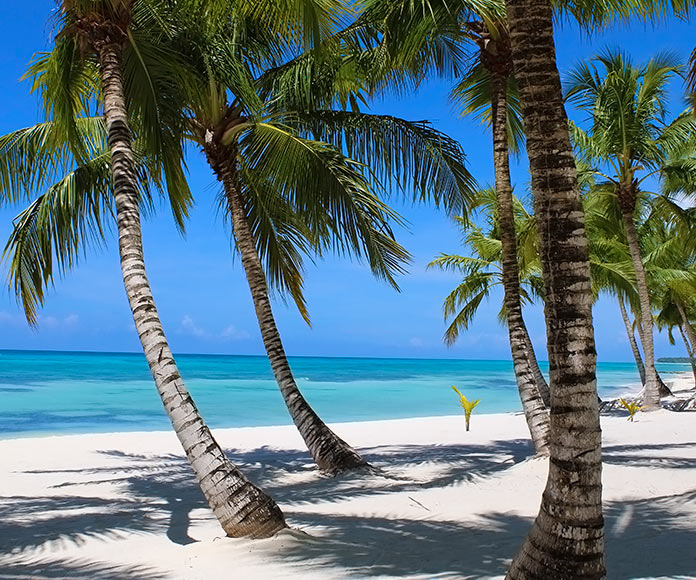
[429,189,551,452]
[173,10,476,475]
[0,0,360,538]
[656,301,696,385]
[504,0,605,576]
[643,214,696,385]
[583,173,682,394]
[583,187,646,385]
[565,49,696,408]
[449,19,551,454]
[353,0,552,454]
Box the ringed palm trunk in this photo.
[677,324,696,386]
[676,301,696,387]
[490,70,549,455]
[676,301,696,356]
[618,297,646,385]
[504,0,605,577]
[621,209,661,408]
[215,155,367,475]
[520,324,550,406]
[97,41,286,538]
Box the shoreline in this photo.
[1,371,689,442]
[2,381,696,578]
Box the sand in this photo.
[1,375,695,580]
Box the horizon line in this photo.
[0,347,684,365]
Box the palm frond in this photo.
[3,154,114,326]
[0,117,106,205]
[289,110,477,214]
[238,121,411,289]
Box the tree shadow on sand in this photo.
[0,559,168,579]
[0,457,204,557]
[2,441,696,579]
[0,439,531,556]
[602,440,696,469]
[273,488,696,579]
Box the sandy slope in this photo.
[1,377,695,579]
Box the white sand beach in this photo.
[1,376,695,580]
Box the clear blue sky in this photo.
[0,3,694,362]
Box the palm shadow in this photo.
[0,439,532,558]
[0,559,168,579]
[2,440,696,579]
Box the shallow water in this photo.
[0,349,688,437]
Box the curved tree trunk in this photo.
[676,301,696,355]
[97,41,286,538]
[618,297,646,385]
[676,301,696,387]
[677,324,696,386]
[634,311,672,397]
[489,69,549,455]
[214,155,367,475]
[504,0,605,577]
[520,318,551,406]
[621,210,661,408]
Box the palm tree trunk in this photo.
[677,324,696,386]
[96,41,286,538]
[519,321,551,406]
[504,0,605,577]
[490,70,549,455]
[621,210,661,408]
[633,309,672,396]
[676,301,696,354]
[618,297,646,385]
[215,155,367,475]
[676,301,696,387]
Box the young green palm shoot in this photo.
[452,385,481,431]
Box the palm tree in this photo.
[583,187,646,385]
[656,301,696,384]
[430,189,551,452]
[164,7,477,475]
[450,19,551,454]
[643,215,696,385]
[355,0,552,453]
[582,175,682,395]
[0,0,360,538]
[565,49,696,408]
[504,0,605,576]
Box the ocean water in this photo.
[0,350,689,438]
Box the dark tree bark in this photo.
[210,149,368,475]
[618,297,646,385]
[520,324,551,406]
[503,0,605,577]
[484,37,549,454]
[676,301,696,387]
[677,324,696,386]
[96,39,286,538]
[620,205,661,408]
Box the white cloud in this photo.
[40,315,59,328]
[179,315,250,342]
[409,337,424,347]
[180,314,209,339]
[63,314,79,327]
[220,324,250,341]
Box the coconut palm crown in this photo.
[565,48,696,407]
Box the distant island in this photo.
[658,357,695,363]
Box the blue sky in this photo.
[0,3,694,362]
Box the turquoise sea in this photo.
[0,350,689,438]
